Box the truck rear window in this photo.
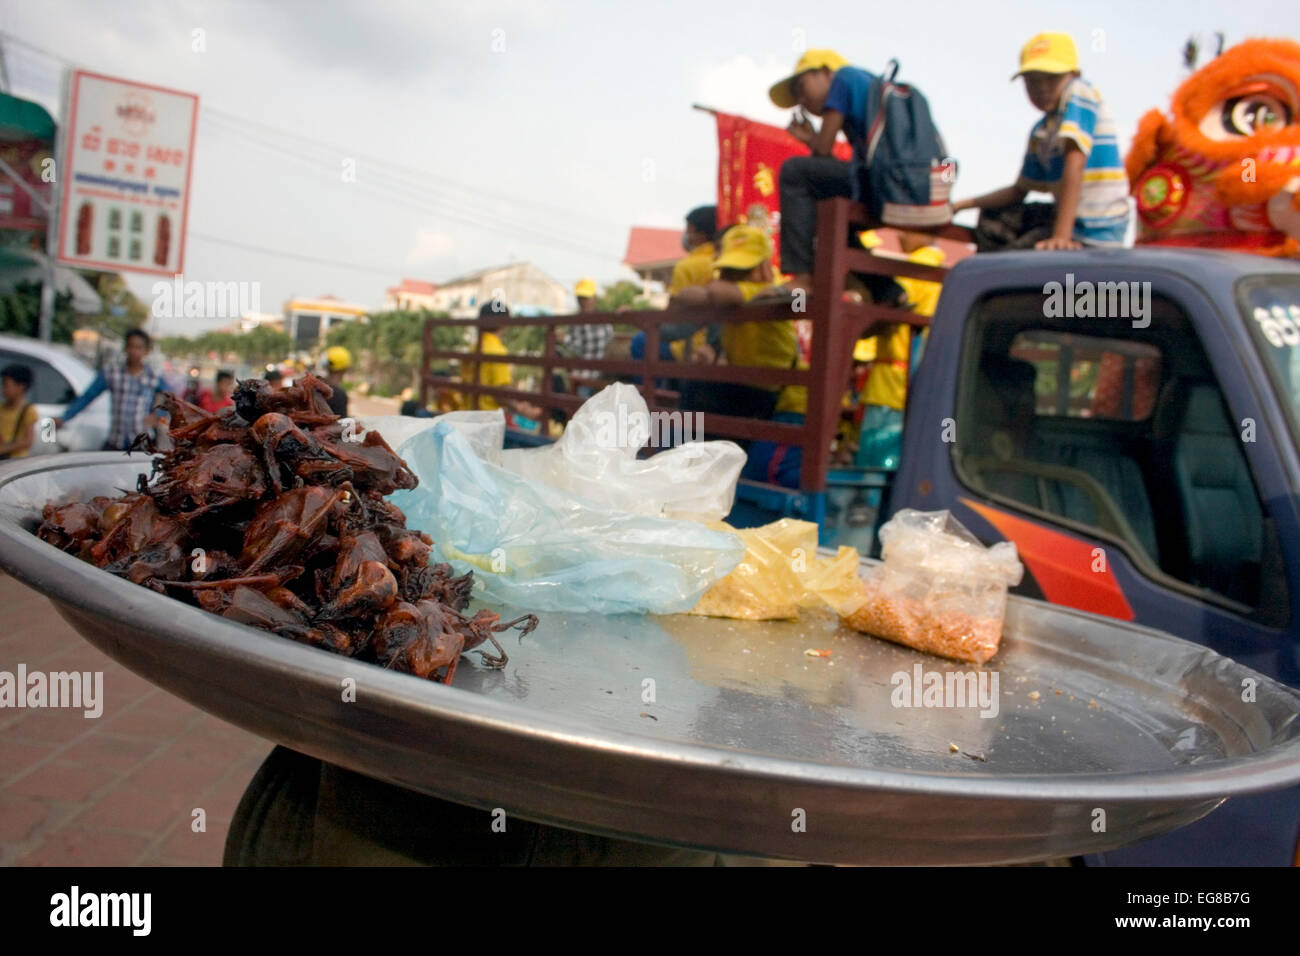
[1009,331,1162,422]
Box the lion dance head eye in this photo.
[1216,94,1292,137]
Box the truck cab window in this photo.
[955,291,1273,615]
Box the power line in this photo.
[0,28,639,286]
[188,231,404,277]
[200,114,617,261]
[1,29,629,241]
[0,31,70,68]
[201,104,625,233]
[200,109,608,243]
[199,113,614,250]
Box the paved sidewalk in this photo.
[0,574,272,866]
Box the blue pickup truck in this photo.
[873,246,1300,865]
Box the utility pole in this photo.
[37,69,68,342]
[0,35,12,93]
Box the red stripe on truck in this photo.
[961,498,1136,621]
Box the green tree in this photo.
[326,308,457,397]
[596,280,651,312]
[0,280,77,343]
[500,323,545,355]
[236,326,291,366]
[89,272,150,335]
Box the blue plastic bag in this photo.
[390,421,745,614]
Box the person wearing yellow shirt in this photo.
[676,224,807,487]
[630,206,722,370]
[854,231,946,468]
[0,364,40,460]
[468,329,511,412]
[460,303,541,423]
[895,232,944,320]
[669,206,718,295]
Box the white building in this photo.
[426,262,570,318]
[238,312,285,332]
[283,296,368,353]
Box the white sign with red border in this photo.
[56,70,198,276]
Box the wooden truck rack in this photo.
[420,199,972,538]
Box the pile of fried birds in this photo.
[37,374,536,685]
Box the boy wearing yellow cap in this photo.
[768,49,878,290]
[677,225,807,485]
[952,32,1129,250]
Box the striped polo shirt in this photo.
[1020,77,1130,246]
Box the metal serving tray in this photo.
[2,453,1300,864]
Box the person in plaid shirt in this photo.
[58,329,168,450]
[562,279,613,386]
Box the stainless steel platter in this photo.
[3,452,1300,864]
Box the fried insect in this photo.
[309,423,416,494]
[148,444,268,515]
[37,497,110,556]
[240,485,347,574]
[36,373,537,686]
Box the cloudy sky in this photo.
[3,0,1298,334]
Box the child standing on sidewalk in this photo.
[952,32,1130,251]
[0,365,39,460]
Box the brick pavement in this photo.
[0,573,273,866]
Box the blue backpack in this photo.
[854,61,956,228]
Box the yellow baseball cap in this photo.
[1013,32,1079,79]
[322,346,351,372]
[714,225,773,271]
[574,278,597,298]
[769,49,849,108]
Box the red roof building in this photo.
[383,278,439,311]
[622,227,684,288]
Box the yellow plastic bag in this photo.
[689,519,862,620]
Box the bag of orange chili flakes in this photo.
[836,509,1023,664]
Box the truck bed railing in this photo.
[420,199,974,493]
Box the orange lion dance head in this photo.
[1126,38,1300,257]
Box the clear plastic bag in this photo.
[498,383,746,522]
[390,420,745,615]
[840,509,1024,664]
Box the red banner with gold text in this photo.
[714,110,853,271]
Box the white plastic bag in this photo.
[359,411,504,465]
[390,420,745,614]
[498,384,745,522]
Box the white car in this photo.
[0,334,110,453]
